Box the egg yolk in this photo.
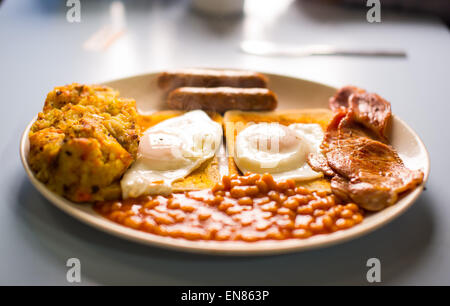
[235,123,308,174]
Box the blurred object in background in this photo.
[83,1,126,51]
[240,40,407,57]
[327,0,450,23]
[192,0,244,16]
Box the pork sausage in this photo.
[167,87,277,113]
[158,69,268,92]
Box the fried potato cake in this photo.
[29,83,140,202]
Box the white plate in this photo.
[20,71,430,255]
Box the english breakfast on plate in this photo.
[20,69,429,254]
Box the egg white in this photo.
[121,110,222,198]
[234,122,324,181]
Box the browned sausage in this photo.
[158,69,268,92]
[167,87,277,113]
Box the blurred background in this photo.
[1,0,449,86]
[2,0,448,116]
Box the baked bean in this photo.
[240,232,260,242]
[239,215,253,226]
[165,228,184,238]
[352,213,363,224]
[183,229,206,240]
[142,217,157,232]
[283,197,299,210]
[340,209,354,219]
[319,196,335,209]
[292,229,313,239]
[207,195,223,206]
[310,199,328,210]
[314,190,328,197]
[313,209,325,217]
[297,205,313,215]
[226,205,243,215]
[218,201,234,211]
[151,211,175,225]
[261,212,272,219]
[277,207,295,217]
[249,173,261,183]
[180,203,195,212]
[261,201,278,213]
[267,228,285,240]
[244,185,259,197]
[325,209,336,219]
[276,181,289,192]
[276,218,295,229]
[285,188,296,196]
[278,193,287,203]
[255,196,270,205]
[109,210,126,223]
[255,220,271,231]
[214,190,225,197]
[155,205,167,213]
[295,186,309,195]
[167,199,180,209]
[309,221,324,233]
[268,190,280,202]
[295,215,313,229]
[262,173,277,189]
[294,195,310,206]
[230,179,242,188]
[125,210,135,216]
[222,175,231,189]
[336,218,354,229]
[332,205,344,215]
[240,173,259,185]
[287,179,296,189]
[144,200,159,209]
[256,180,269,194]
[123,216,142,229]
[168,210,185,222]
[321,215,333,229]
[215,230,231,240]
[230,186,247,198]
[95,173,365,242]
[153,226,168,237]
[198,208,211,221]
[345,203,359,212]
[238,197,253,206]
[211,182,224,193]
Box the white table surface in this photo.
[0,0,449,285]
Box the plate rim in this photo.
[19,72,430,256]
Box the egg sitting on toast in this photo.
[224,109,334,192]
[122,110,223,198]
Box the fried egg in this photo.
[121,110,222,198]
[234,122,324,181]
